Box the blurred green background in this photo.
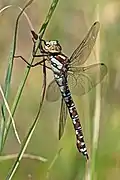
[0,0,120,179]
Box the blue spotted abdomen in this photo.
[50,55,89,159]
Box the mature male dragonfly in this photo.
[16,21,107,160]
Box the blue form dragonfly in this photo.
[15,21,107,160]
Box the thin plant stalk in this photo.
[0,4,34,148]
[46,148,63,179]
[6,0,60,179]
[0,85,21,144]
[0,153,47,162]
[6,55,47,180]
[0,0,34,152]
[3,0,59,151]
[86,6,101,180]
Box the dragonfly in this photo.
[15,21,107,160]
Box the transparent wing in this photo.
[68,63,107,96]
[69,21,100,66]
[59,98,68,140]
[46,81,68,139]
[46,80,60,102]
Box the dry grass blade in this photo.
[0,1,34,151]
[0,5,12,13]
[90,8,101,179]
[6,0,60,179]
[0,153,47,162]
[86,5,101,180]
[0,85,21,144]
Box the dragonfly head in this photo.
[44,40,62,54]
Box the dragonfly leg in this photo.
[31,30,38,41]
[32,40,47,56]
[14,55,47,68]
[31,30,46,55]
[31,59,51,70]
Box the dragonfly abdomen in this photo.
[50,55,89,160]
[60,83,89,160]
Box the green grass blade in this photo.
[0,3,35,151]
[7,59,46,179]
[0,0,34,153]
[0,5,14,152]
[4,0,59,148]
[38,0,59,35]
[5,0,60,179]
[46,148,62,179]
[6,94,45,180]
[0,4,24,152]
[0,0,34,152]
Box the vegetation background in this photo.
[0,0,120,179]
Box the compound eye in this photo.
[46,42,50,46]
[55,40,59,45]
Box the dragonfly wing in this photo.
[46,80,61,102]
[68,63,107,96]
[59,98,68,140]
[69,21,100,66]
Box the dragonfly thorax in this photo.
[44,40,62,54]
